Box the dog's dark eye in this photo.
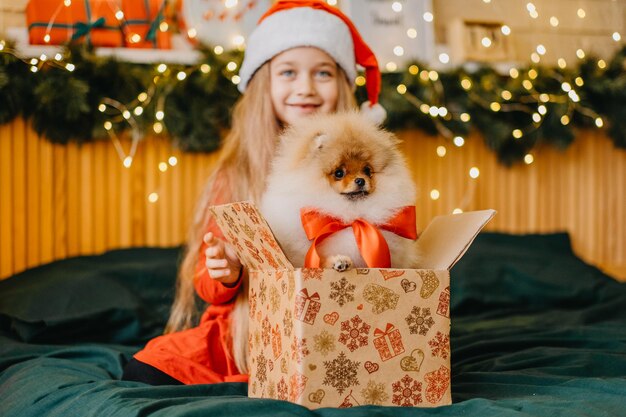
[333,169,345,179]
[363,166,372,177]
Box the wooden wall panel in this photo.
[0,119,624,281]
[11,119,26,273]
[0,122,13,278]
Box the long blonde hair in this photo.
[165,62,357,374]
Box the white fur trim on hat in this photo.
[238,7,356,93]
[360,101,387,126]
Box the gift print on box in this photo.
[372,323,405,361]
[294,289,321,325]
[437,286,451,318]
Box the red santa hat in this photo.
[237,0,386,124]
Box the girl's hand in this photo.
[203,232,242,286]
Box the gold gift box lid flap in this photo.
[210,201,495,272]
[416,209,496,271]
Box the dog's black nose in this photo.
[355,178,365,187]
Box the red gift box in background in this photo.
[26,0,171,49]
[120,0,171,49]
[27,0,124,47]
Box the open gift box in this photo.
[210,202,495,408]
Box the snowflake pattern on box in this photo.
[405,306,435,336]
[428,331,450,359]
[271,324,282,359]
[289,372,308,402]
[313,330,336,356]
[282,310,293,337]
[256,352,267,385]
[290,336,310,364]
[287,272,296,298]
[392,374,423,406]
[361,380,390,405]
[267,381,276,399]
[270,285,281,314]
[260,246,280,269]
[277,377,288,401]
[338,315,371,352]
[330,277,356,306]
[259,280,267,305]
[323,351,360,395]
[240,223,256,241]
[303,268,324,281]
[259,227,280,252]
[253,329,261,351]
[244,239,264,265]
[262,316,271,346]
[249,287,257,318]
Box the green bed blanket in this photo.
[1,233,625,416]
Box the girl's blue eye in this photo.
[280,69,295,77]
[317,70,332,78]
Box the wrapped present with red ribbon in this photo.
[294,288,321,325]
[120,0,171,49]
[373,323,405,361]
[26,0,124,47]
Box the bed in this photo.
[1,232,625,416]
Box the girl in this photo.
[122,0,384,385]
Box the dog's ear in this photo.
[313,133,329,150]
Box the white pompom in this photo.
[360,101,387,125]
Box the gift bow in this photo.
[298,289,320,301]
[71,17,106,41]
[146,1,168,42]
[374,323,396,338]
[300,206,417,268]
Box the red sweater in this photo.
[134,174,248,384]
[133,239,248,384]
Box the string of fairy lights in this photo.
[363,0,622,212]
[0,0,623,212]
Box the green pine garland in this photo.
[0,39,624,165]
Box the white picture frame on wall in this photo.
[342,0,435,71]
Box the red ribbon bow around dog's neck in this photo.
[300,206,417,268]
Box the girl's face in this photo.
[269,47,340,126]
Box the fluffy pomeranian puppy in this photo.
[260,111,421,270]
